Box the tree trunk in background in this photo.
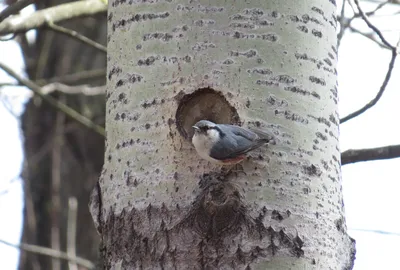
[19,1,106,269]
[91,0,355,269]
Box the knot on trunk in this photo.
[189,174,247,237]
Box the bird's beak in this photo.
[192,126,199,131]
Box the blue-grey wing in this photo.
[210,125,269,160]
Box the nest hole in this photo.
[175,88,240,140]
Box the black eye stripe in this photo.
[212,126,226,138]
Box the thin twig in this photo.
[47,21,106,53]
[41,82,106,95]
[341,144,400,165]
[2,68,106,87]
[36,68,106,85]
[340,48,396,123]
[348,25,388,49]
[353,0,393,48]
[0,0,34,23]
[0,0,107,35]
[337,0,347,48]
[349,228,400,236]
[0,238,94,269]
[67,197,79,270]
[51,102,64,270]
[1,82,106,95]
[340,0,398,124]
[0,62,105,136]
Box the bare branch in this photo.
[341,144,400,165]
[340,0,398,124]
[0,238,94,269]
[41,82,106,95]
[0,0,33,23]
[353,0,393,48]
[348,25,388,49]
[340,49,396,124]
[67,197,78,270]
[0,62,105,136]
[51,102,64,270]
[0,0,107,35]
[36,68,106,85]
[46,21,106,53]
[337,0,347,48]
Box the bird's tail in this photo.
[250,127,275,144]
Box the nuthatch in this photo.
[192,120,271,165]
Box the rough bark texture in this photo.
[19,1,106,269]
[91,0,355,269]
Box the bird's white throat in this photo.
[192,129,220,163]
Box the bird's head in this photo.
[192,120,220,141]
[192,120,217,133]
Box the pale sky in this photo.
[0,2,400,269]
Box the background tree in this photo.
[1,0,107,269]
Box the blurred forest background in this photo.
[0,0,400,269]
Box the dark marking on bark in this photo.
[270,11,279,18]
[109,66,122,80]
[312,29,322,38]
[289,15,301,22]
[266,95,288,107]
[257,80,279,87]
[302,14,310,23]
[272,75,295,84]
[311,91,320,99]
[335,217,346,233]
[192,42,216,51]
[138,56,157,66]
[248,68,272,75]
[303,187,311,194]
[223,59,234,65]
[246,99,251,108]
[118,93,126,101]
[143,32,173,42]
[308,115,331,127]
[194,19,216,27]
[230,49,257,58]
[113,12,170,31]
[303,164,322,176]
[316,132,327,141]
[275,110,309,124]
[271,210,283,221]
[141,98,159,108]
[115,73,143,87]
[297,25,308,33]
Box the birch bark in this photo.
[90,0,355,269]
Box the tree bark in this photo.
[90,0,355,269]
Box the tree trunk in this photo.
[19,1,106,269]
[90,0,355,269]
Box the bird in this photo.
[192,120,271,165]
